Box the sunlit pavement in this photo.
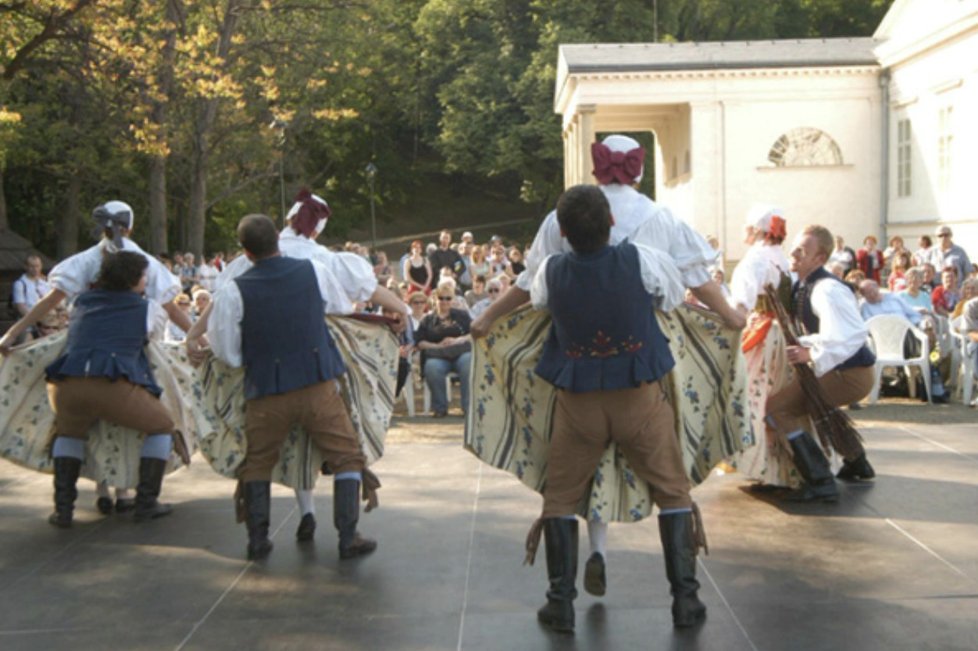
[0,404,975,650]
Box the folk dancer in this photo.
[44,251,176,526]
[766,225,876,503]
[207,214,382,560]
[186,190,407,542]
[526,185,706,632]
[471,134,745,597]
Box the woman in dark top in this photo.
[414,280,472,417]
[403,239,433,295]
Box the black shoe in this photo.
[49,456,82,528]
[134,457,173,522]
[659,512,706,628]
[537,518,578,633]
[583,552,606,597]
[339,533,378,559]
[115,498,136,514]
[785,483,839,503]
[836,454,875,481]
[244,481,274,560]
[96,497,114,515]
[334,478,377,559]
[296,513,316,542]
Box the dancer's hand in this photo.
[785,345,811,365]
[185,335,211,366]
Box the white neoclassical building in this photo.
[554,0,978,265]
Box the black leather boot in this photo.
[244,481,273,560]
[836,453,875,481]
[786,431,839,503]
[133,458,173,522]
[49,457,82,528]
[296,513,316,541]
[334,478,377,559]
[659,511,706,628]
[537,518,578,634]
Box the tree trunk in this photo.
[148,154,168,254]
[146,0,182,255]
[0,167,8,231]
[186,1,240,258]
[58,174,81,258]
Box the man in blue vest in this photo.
[527,185,706,633]
[208,214,377,561]
[766,225,877,503]
[45,251,176,527]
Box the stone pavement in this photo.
[0,404,975,650]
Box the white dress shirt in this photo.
[798,279,869,377]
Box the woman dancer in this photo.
[728,205,797,489]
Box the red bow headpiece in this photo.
[591,142,645,185]
[290,188,331,238]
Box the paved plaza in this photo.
[0,402,975,651]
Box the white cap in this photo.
[745,204,784,234]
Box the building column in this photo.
[576,105,596,187]
[689,101,725,243]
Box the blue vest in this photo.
[793,267,875,371]
[235,256,345,399]
[535,242,674,392]
[45,290,160,396]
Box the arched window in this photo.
[768,127,843,167]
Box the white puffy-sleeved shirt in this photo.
[530,242,686,312]
[729,243,790,312]
[48,238,181,304]
[215,229,377,312]
[208,257,353,368]
[799,278,869,377]
[518,184,717,293]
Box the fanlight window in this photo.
[768,127,843,167]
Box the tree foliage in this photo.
[0,0,893,258]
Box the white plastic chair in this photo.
[866,314,931,404]
[949,317,977,405]
[422,372,458,414]
[399,372,416,417]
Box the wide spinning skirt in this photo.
[465,304,754,523]
[0,330,198,487]
[192,316,399,490]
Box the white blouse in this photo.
[729,243,790,312]
[48,238,181,304]
[518,184,716,292]
[215,229,377,312]
[530,242,685,312]
[208,258,353,368]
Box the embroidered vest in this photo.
[45,290,160,396]
[235,256,345,399]
[535,242,673,392]
[793,267,875,371]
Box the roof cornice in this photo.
[875,11,978,67]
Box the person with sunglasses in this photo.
[415,279,472,418]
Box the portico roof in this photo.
[559,38,880,75]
